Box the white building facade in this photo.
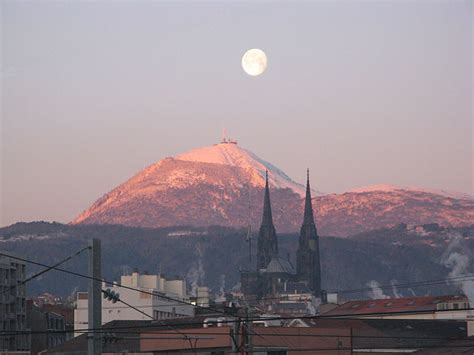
[74,272,194,335]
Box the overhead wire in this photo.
[2,304,474,337]
[0,246,89,296]
[3,252,474,324]
[3,251,473,352]
[0,252,231,317]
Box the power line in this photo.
[108,291,199,353]
[3,305,474,337]
[11,250,473,309]
[0,252,231,317]
[0,327,466,348]
[3,253,473,341]
[4,252,473,324]
[1,323,469,342]
[74,270,474,311]
[332,274,474,295]
[0,246,89,296]
[2,250,218,353]
[102,289,154,320]
[234,273,474,304]
[1,251,201,352]
[3,241,472,352]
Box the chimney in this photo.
[321,290,328,303]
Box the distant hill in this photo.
[2,222,472,300]
[71,142,473,236]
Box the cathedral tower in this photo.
[296,169,322,295]
[256,171,279,270]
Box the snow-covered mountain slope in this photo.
[72,143,474,236]
[351,184,473,200]
[176,142,308,196]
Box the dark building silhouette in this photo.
[240,169,322,300]
[296,169,322,295]
[256,171,278,270]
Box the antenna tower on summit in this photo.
[221,129,237,144]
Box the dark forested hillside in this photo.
[1,222,472,300]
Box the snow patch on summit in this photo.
[176,143,308,196]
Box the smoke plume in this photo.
[391,280,402,298]
[186,243,205,296]
[367,280,389,299]
[441,233,474,305]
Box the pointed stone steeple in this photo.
[296,169,322,295]
[303,169,316,227]
[256,170,278,270]
[261,170,273,226]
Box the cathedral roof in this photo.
[261,255,295,274]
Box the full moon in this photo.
[242,48,267,76]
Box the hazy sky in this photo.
[1,1,472,226]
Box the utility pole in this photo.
[88,238,102,355]
[244,306,253,355]
[246,315,253,354]
[231,317,241,353]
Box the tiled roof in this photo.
[291,318,468,350]
[322,294,469,316]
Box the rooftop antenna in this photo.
[221,128,228,143]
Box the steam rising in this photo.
[441,233,474,305]
[391,280,402,298]
[186,243,205,296]
[367,280,389,299]
[219,274,226,300]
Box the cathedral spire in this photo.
[296,168,321,295]
[261,170,273,226]
[303,169,315,225]
[257,169,278,270]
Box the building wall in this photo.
[164,279,186,298]
[120,273,186,299]
[27,306,66,355]
[0,251,29,352]
[74,273,194,336]
[468,316,474,337]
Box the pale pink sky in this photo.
[1,1,472,226]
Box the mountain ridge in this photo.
[72,143,473,236]
[1,222,472,298]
